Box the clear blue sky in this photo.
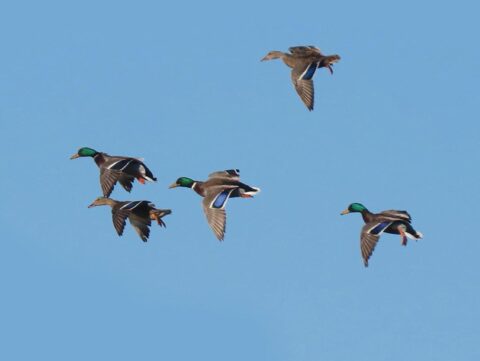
[1,0,479,360]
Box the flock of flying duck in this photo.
[70,45,423,267]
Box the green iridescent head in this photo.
[341,203,367,215]
[169,177,195,189]
[70,147,98,159]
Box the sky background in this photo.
[1,0,479,360]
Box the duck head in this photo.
[169,177,195,189]
[70,147,98,159]
[341,203,367,215]
[261,51,285,61]
[88,197,114,208]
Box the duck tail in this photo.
[326,54,341,64]
[405,230,423,240]
[245,186,261,196]
[322,55,341,74]
[143,175,157,182]
[150,209,172,227]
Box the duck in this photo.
[261,45,340,111]
[340,203,423,267]
[70,147,157,197]
[88,197,171,242]
[169,169,260,241]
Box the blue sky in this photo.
[1,0,479,360]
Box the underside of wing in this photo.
[291,77,314,111]
[202,202,227,241]
[360,221,392,267]
[112,209,130,236]
[202,187,235,241]
[128,213,151,242]
[291,63,316,111]
[100,168,121,197]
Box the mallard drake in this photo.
[340,203,423,267]
[169,169,260,241]
[88,197,171,242]
[261,45,340,111]
[70,147,157,197]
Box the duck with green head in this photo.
[169,169,260,241]
[88,196,171,242]
[70,147,157,197]
[341,203,423,267]
[261,45,341,111]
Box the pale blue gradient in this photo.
[1,1,479,360]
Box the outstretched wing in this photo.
[100,168,121,197]
[202,186,236,241]
[111,208,130,236]
[360,221,392,267]
[118,175,134,193]
[207,169,241,181]
[291,61,318,111]
[128,213,151,242]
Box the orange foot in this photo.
[241,194,253,198]
[137,177,145,184]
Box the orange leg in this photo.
[398,226,407,246]
[241,194,253,198]
[137,177,145,184]
[150,212,165,227]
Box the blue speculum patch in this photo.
[213,190,230,208]
[302,63,317,80]
[370,222,390,235]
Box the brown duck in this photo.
[88,197,171,242]
[169,169,260,241]
[261,45,340,111]
[341,203,423,267]
[70,147,157,197]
